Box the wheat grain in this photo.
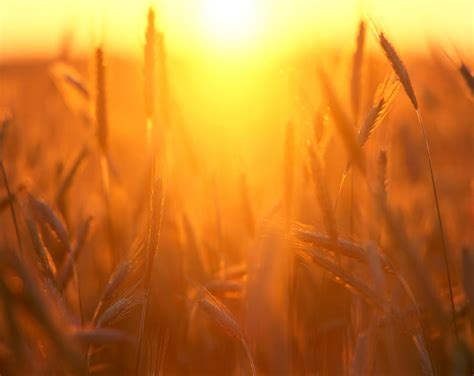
[378,32,418,109]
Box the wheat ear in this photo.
[135,175,165,373]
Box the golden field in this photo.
[0,5,473,375]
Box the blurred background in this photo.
[1,0,473,60]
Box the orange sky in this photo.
[0,0,473,60]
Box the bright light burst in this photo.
[200,0,260,44]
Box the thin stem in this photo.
[135,290,149,374]
[415,110,457,339]
[0,161,23,260]
[350,169,354,235]
[72,262,84,327]
[100,155,118,265]
[334,168,349,214]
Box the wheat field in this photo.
[0,4,473,375]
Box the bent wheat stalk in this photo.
[196,286,256,376]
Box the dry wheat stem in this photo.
[307,142,338,244]
[318,69,365,173]
[284,122,294,229]
[416,110,457,338]
[145,7,156,121]
[240,173,256,237]
[376,150,388,202]
[74,328,134,346]
[374,176,446,330]
[144,7,156,152]
[95,46,108,155]
[55,144,89,206]
[1,161,23,260]
[334,76,399,214]
[351,20,366,121]
[58,217,93,289]
[377,31,456,336]
[284,122,295,372]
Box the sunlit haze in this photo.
[0,0,473,373]
[1,0,473,60]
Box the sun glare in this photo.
[200,0,260,45]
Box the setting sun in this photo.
[199,0,261,45]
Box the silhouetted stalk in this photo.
[1,161,23,260]
[416,110,457,338]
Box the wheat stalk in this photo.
[195,286,256,376]
[145,6,156,148]
[284,122,294,228]
[74,328,134,346]
[376,30,457,338]
[86,259,133,372]
[297,247,389,312]
[373,172,446,329]
[95,45,120,266]
[378,32,418,109]
[135,174,165,373]
[307,142,338,244]
[351,20,366,121]
[2,251,83,369]
[318,68,365,173]
[95,46,108,155]
[0,271,24,362]
[334,75,399,212]
[459,62,473,96]
[1,161,23,260]
[240,172,255,237]
[58,217,93,289]
[55,144,89,208]
[376,149,388,203]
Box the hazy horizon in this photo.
[1,0,473,61]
